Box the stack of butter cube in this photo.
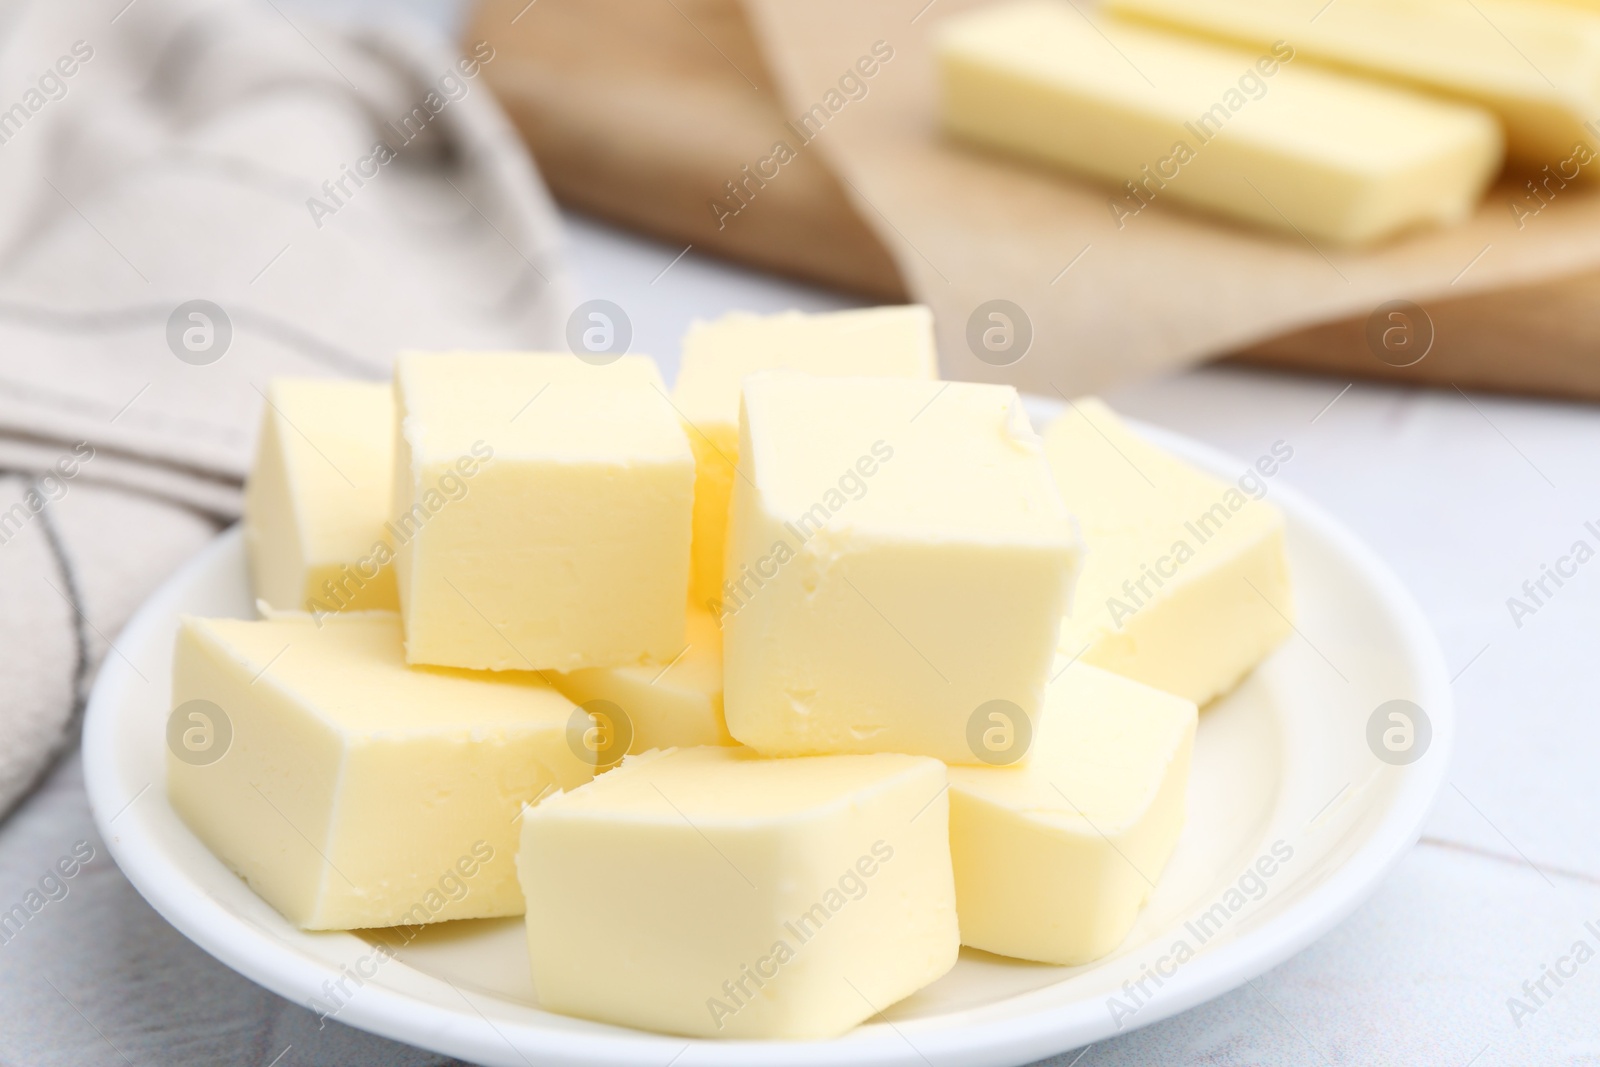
[170,305,1293,1040]
[936,0,1600,245]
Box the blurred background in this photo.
[0,0,1596,1063]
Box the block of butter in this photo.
[936,0,1503,246]
[517,746,958,1038]
[949,661,1197,965]
[167,613,592,930]
[552,604,733,753]
[1106,0,1600,167]
[673,307,939,611]
[1045,399,1292,705]
[244,379,397,614]
[392,353,694,672]
[723,372,1078,764]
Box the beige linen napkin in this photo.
[0,0,568,819]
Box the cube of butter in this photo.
[950,661,1196,965]
[517,746,959,1038]
[392,353,694,671]
[552,605,732,752]
[937,0,1503,246]
[723,372,1078,763]
[674,307,939,611]
[1106,0,1600,167]
[244,378,397,614]
[1045,398,1292,705]
[168,613,592,930]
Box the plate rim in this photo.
[82,409,1454,1067]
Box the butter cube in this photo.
[950,662,1196,965]
[167,613,592,930]
[674,307,939,610]
[392,353,694,672]
[937,0,1503,246]
[1044,399,1292,705]
[517,746,959,1038]
[552,605,733,752]
[244,379,397,613]
[1107,0,1600,167]
[723,373,1077,763]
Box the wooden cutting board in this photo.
[467,0,1600,402]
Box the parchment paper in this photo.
[742,0,1600,394]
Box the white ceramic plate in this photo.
[83,404,1452,1067]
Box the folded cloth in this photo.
[0,0,569,821]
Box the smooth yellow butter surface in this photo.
[244,378,397,613]
[937,0,1503,246]
[949,662,1196,965]
[1045,398,1292,705]
[1107,0,1600,166]
[674,306,939,611]
[552,605,733,751]
[723,372,1078,763]
[392,352,694,672]
[167,613,592,931]
[517,746,959,1039]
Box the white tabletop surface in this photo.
[2,206,1594,1066]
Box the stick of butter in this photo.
[392,352,694,672]
[936,0,1504,246]
[551,604,733,752]
[950,662,1197,965]
[244,379,397,614]
[167,613,592,930]
[674,307,939,613]
[517,746,958,1038]
[723,372,1078,764]
[1106,0,1600,167]
[1045,398,1293,706]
